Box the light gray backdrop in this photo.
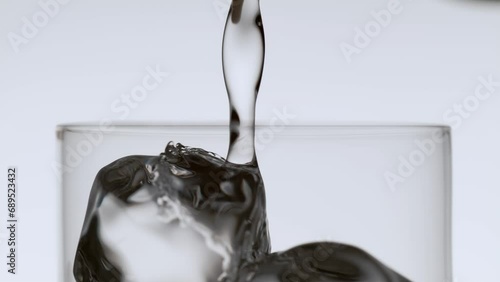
[0,0,499,281]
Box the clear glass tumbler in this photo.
[57,124,452,282]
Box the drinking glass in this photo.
[57,124,452,282]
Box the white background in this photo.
[0,0,499,281]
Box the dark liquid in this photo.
[74,143,270,281]
[73,144,409,282]
[73,0,411,281]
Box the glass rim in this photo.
[56,123,451,140]
[57,122,451,131]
